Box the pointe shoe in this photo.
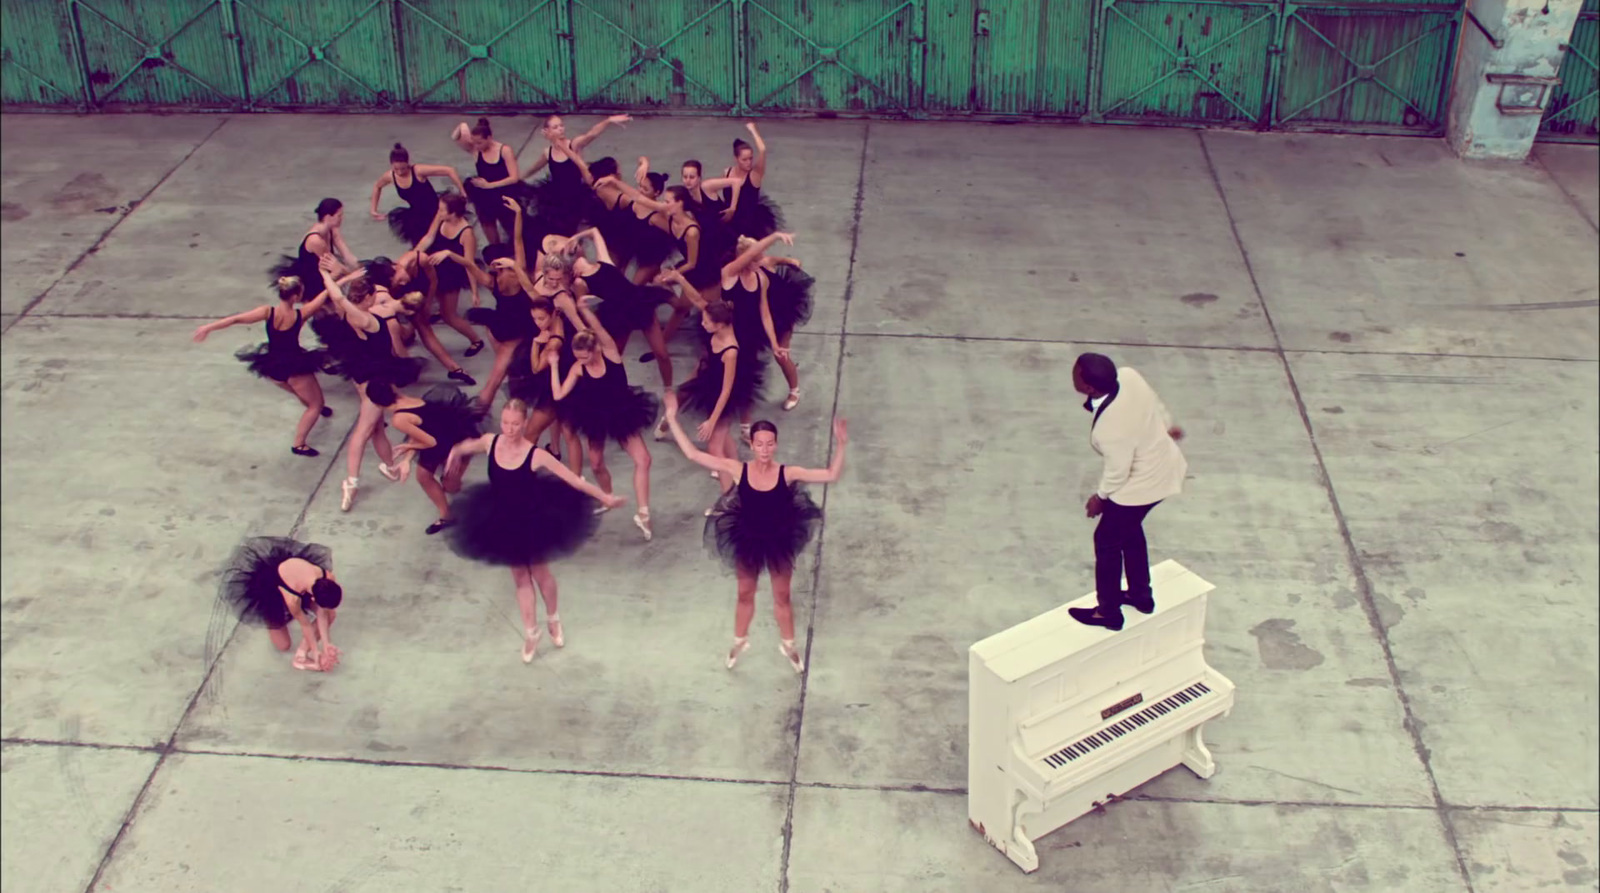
[521,627,541,663]
[654,417,672,441]
[340,477,358,512]
[780,639,805,674]
[783,388,802,411]
[548,615,564,648]
[726,637,751,669]
[378,463,402,482]
[633,508,652,541]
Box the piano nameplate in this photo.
[1101,693,1143,721]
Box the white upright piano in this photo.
[967,560,1235,872]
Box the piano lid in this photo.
[970,560,1215,683]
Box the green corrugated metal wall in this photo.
[3,0,1475,135]
[1539,0,1599,142]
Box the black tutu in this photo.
[309,312,360,374]
[315,315,424,387]
[387,204,437,247]
[218,536,331,628]
[505,339,556,408]
[466,302,534,343]
[766,264,814,337]
[267,253,319,291]
[464,180,534,235]
[632,219,679,268]
[730,193,785,239]
[414,384,485,472]
[527,177,604,238]
[234,341,327,382]
[677,341,766,421]
[704,484,822,574]
[562,379,660,446]
[445,464,602,566]
[342,349,424,388]
[595,284,671,336]
[596,205,639,266]
[431,256,473,294]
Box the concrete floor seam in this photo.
[1532,149,1600,233]
[776,120,872,893]
[1196,130,1480,893]
[2,117,230,338]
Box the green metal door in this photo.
[70,0,244,108]
[569,0,737,111]
[2,0,84,109]
[743,0,921,113]
[924,0,1093,115]
[1272,1,1460,132]
[396,0,568,107]
[1089,0,1277,126]
[1540,0,1598,142]
[231,0,402,108]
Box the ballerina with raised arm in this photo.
[661,390,846,673]
[443,399,625,662]
[720,122,785,238]
[269,198,360,288]
[193,274,334,456]
[370,142,465,247]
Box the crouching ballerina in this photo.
[661,391,848,673]
[443,399,626,662]
[218,536,344,671]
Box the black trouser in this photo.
[1094,499,1161,612]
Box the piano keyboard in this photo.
[1040,682,1213,770]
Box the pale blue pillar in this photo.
[1447,0,1587,159]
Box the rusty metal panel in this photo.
[744,0,919,113]
[1091,0,1275,126]
[397,0,568,107]
[924,0,1092,116]
[569,0,736,111]
[1273,4,1460,132]
[72,0,244,108]
[1539,1,1598,142]
[232,0,402,108]
[2,0,85,108]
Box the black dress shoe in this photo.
[1069,606,1124,631]
[1125,591,1155,614]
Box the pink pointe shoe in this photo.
[725,636,751,669]
[548,614,564,648]
[780,639,805,674]
[521,627,541,663]
[339,477,358,512]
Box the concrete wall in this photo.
[1448,0,1587,158]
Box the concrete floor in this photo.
[1,114,1595,893]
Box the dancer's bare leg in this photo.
[562,423,583,475]
[530,563,562,647]
[622,434,653,540]
[278,374,326,449]
[436,290,482,346]
[511,564,540,660]
[412,310,470,377]
[587,438,614,496]
[772,567,803,671]
[477,337,519,404]
[643,320,673,388]
[268,627,292,651]
[726,563,760,668]
[416,466,452,520]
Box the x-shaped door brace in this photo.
[1544,38,1596,122]
[72,0,235,103]
[744,0,915,112]
[1,47,77,103]
[1275,5,1456,124]
[1097,0,1276,123]
[232,0,388,102]
[570,0,734,105]
[400,0,563,104]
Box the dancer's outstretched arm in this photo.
[786,418,849,484]
[192,306,270,342]
[662,391,743,477]
[530,448,625,506]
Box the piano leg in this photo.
[1007,788,1042,873]
[1180,723,1217,779]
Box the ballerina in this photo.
[661,392,846,672]
[561,227,675,391]
[316,259,426,512]
[521,115,629,237]
[453,117,529,246]
[369,142,464,247]
[624,157,685,287]
[218,536,344,671]
[672,301,766,506]
[462,197,539,403]
[720,123,785,238]
[414,192,488,362]
[576,156,673,273]
[550,316,659,542]
[443,399,625,662]
[269,198,360,289]
[504,294,584,472]
[380,247,476,385]
[719,233,810,413]
[651,185,735,345]
[367,380,483,534]
[193,275,334,456]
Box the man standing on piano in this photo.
[1069,353,1187,631]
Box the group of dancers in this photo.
[196,116,847,674]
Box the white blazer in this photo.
[1088,367,1187,507]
